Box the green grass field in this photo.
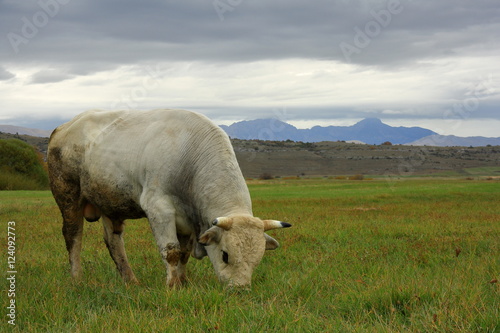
[1,179,499,332]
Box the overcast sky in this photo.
[1,0,499,137]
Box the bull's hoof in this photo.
[70,267,83,281]
[226,283,251,292]
[121,271,139,285]
[167,275,187,288]
[125,277,140,285]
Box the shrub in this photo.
[348,174,365,180]
[0,139,49,190]
[258,172,274,180]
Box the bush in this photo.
[348,174,365,180]
[258,172,274,180]
[0,139,49,190]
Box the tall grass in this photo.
[1,179,499,332]
[0,170,48,190]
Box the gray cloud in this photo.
[0,0,499,136]
[0,67,15,81]
[2,0,498,67]
[30,69,74,84]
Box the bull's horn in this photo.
[263,220,292,231]
[212,217,233,230]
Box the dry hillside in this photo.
[232,139,500,178]
[1,132,499,178]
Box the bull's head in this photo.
[198,215,291,288]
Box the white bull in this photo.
[47,109,291,288]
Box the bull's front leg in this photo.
[176,234,193,283]
[151,224,185,287]
[142,194,185,287]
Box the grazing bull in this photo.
[47,109,291,288]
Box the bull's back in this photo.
[48,109,231,220]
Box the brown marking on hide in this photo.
[81,177,145,221]
[178,234,193,265]
[164,243,182,265]
[162,242,186,288]
[48,146,81,210]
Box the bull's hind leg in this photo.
[62,209,84,279]
[50,173,85,280]
[102,216,138,284]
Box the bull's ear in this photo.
[265,234,280,250]
[199,226,222,246]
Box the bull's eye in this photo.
[222,250,229,264]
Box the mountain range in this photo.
[220,118,437,145]
[408,135,500,147]
[0,125,52,138]
[1,118,499,147]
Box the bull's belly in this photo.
[97,197,146,221]
[81,181,146,221]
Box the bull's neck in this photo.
[178,125,253,225]
[194,168,253,224]
[192,153,252,224]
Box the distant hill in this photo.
[1,130,499,178]
[0,132,49,154]
[408,135,500,147]
[0,125,52,137]
[230,139,500,178]
[220,118,436,145]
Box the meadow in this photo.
[1,178,499,332]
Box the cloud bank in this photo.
[0,0,499,136]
